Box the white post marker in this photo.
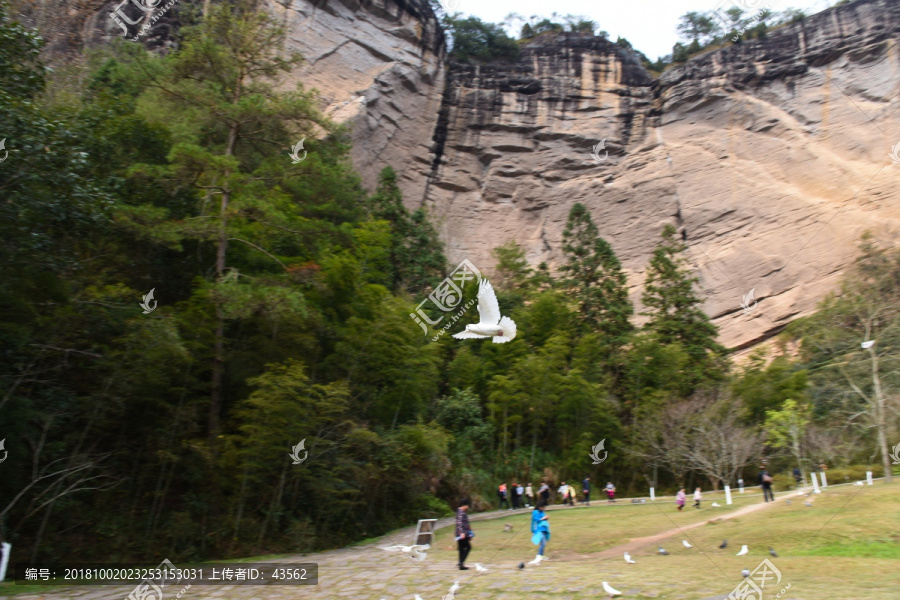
[811,472,821,494]
[820,472,827,488]
[724,485,733,505]
[650,487,655,501]
[866,471,874,485]
[0,542,10,582]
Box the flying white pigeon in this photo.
[601,581,622,597]
[736,545,749,556]
[452,279,517,344]
[415,595,424,600]
[443,581,460,600]
[682,540,692,548]
[624,552,636,564]
[381,544,430,561]
[475,563,489,573]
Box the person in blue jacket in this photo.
[530,501,551,563]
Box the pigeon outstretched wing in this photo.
[476,279,502,325]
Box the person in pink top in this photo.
[675,487,686,511]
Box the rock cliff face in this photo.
[16,0,900,349]
[423,0,900,349]
[279,0,446,204]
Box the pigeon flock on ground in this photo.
[382,500,799,600]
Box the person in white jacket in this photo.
[693,487,702,509]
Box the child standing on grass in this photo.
[693,487,702,508]
[530,501,551,563]
[676,487,686,512]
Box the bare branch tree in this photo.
[683,392,762,490]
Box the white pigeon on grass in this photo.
[682,540,692,548]
[736,545,749,556]
[443,581,460,600]
[711,502,721,507]
[475,563,489,573]
[452,279,517,343]
[624,552,636,564]
[602,581,622,597]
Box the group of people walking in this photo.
[497,477,620,510]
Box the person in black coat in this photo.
[759,468,774,502]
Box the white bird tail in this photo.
[494,316,517,343]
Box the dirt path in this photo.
[595,490,806,558]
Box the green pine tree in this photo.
[368,166,445,292]
[641,225,725,385]
[560,204,633,348]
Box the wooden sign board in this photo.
[414,519,437,546]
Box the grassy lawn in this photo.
[422,483,900,599]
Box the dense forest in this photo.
[0,0,898,566]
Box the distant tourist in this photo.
[676,487,686,512]
[539,481,550,505]
[605,481,616,503]
[525,483,535,507]
[498,483,509,510]
[793,467,802,487]
[582,476,591,506]
[567,482,578,506]
[558,481,569,505]
[510,482,520,510]
[693,487,702,509]
[759,468,774,502]
[517,483,525,508]
[530,501,551,563]
[455,498,473,570]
